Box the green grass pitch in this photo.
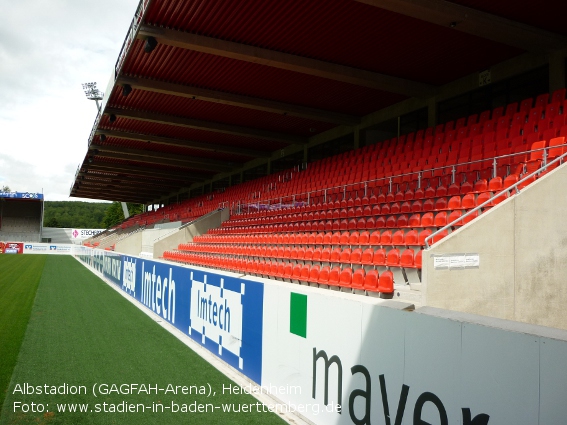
[0,255,285,424]
[0,255,46,417]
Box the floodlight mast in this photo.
[82,82,103,112]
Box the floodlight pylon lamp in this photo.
[82,82,104,111]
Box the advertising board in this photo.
[75,250,567,424]
[1,242,24,254]
[76,249,264,384]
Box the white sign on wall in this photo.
[434,253,480,269]
[71,229,104,239]
[23,243,76,255]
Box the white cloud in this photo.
[0,0,140,201]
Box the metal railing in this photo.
[424,149,567,249]
[228,146,555,215]
[115,0,151,77]
[82,0,151,152]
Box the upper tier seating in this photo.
[148,89,567,296]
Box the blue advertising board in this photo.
[120,256,264,384]
[0,191,43,200]
[76,248,119,285]
[76,250,264,383]
[102,251,122,286]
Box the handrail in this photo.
[70,165,81,193]
[230,145,552,213]
[92,143,565,230]
[424,150,567,249]
[81,0,151,153]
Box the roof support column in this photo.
[354,128,360,150]
[549,51,566,93]
[121,202,130,219]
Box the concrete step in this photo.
[409,283,422,292]
[392,283,423,305]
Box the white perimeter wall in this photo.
[258,278,567,425]
[23,243,77,254]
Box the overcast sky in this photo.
[0,0,140,201]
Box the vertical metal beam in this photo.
[121,202,130,219]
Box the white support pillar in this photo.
[121,202,130,219]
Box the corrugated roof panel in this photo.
[120,40,405,117]
[91,156,217,175]
[98,116,289,151]
[450,0,567,36]
[82,173,175,186]
[96,136,250,163]
[107,89,334,137]
[143,0,521,85]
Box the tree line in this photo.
[43,202,144,229]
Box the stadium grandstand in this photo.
[75,0,567,318]
[0,191,43,243]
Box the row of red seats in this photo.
[367,119,566,166]
[162,251,396,294]
[212,201,499,234]
[231,172,503,221]
[224,189,510,229]
[194,228,433,246]
[234,134,565,208]
[162,91,567,294]
[115,89,567,232]
[176,243,424,268]
[233,137,564,215]
[378,89,566,154]
[197,225,448,246]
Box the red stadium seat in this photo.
[361,248,375,265]
[318,266,331,285]
[352,269,365,290]
[350,248,363,264]
[328,266,341,287]
[386,248,400,266]
[378,271,394,293]
[364,270,380,291]
[339,268,353,288]
[400,249,415,268]
[308,265,321,283]
[373,248,387,266]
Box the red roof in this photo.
[71,0,567,203]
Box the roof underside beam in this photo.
[78,173,177,185]
[95,129,270,158]
[137,25,436,98]
[353,0,567,53]
[83,163,210,182]
[90,144,236,172]
[74,177,180,191]
[74,182,165,197]
[104,107,308,145]
[117,76,361,126]
[71,189,153,203]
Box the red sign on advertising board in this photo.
[1,242,24,254]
